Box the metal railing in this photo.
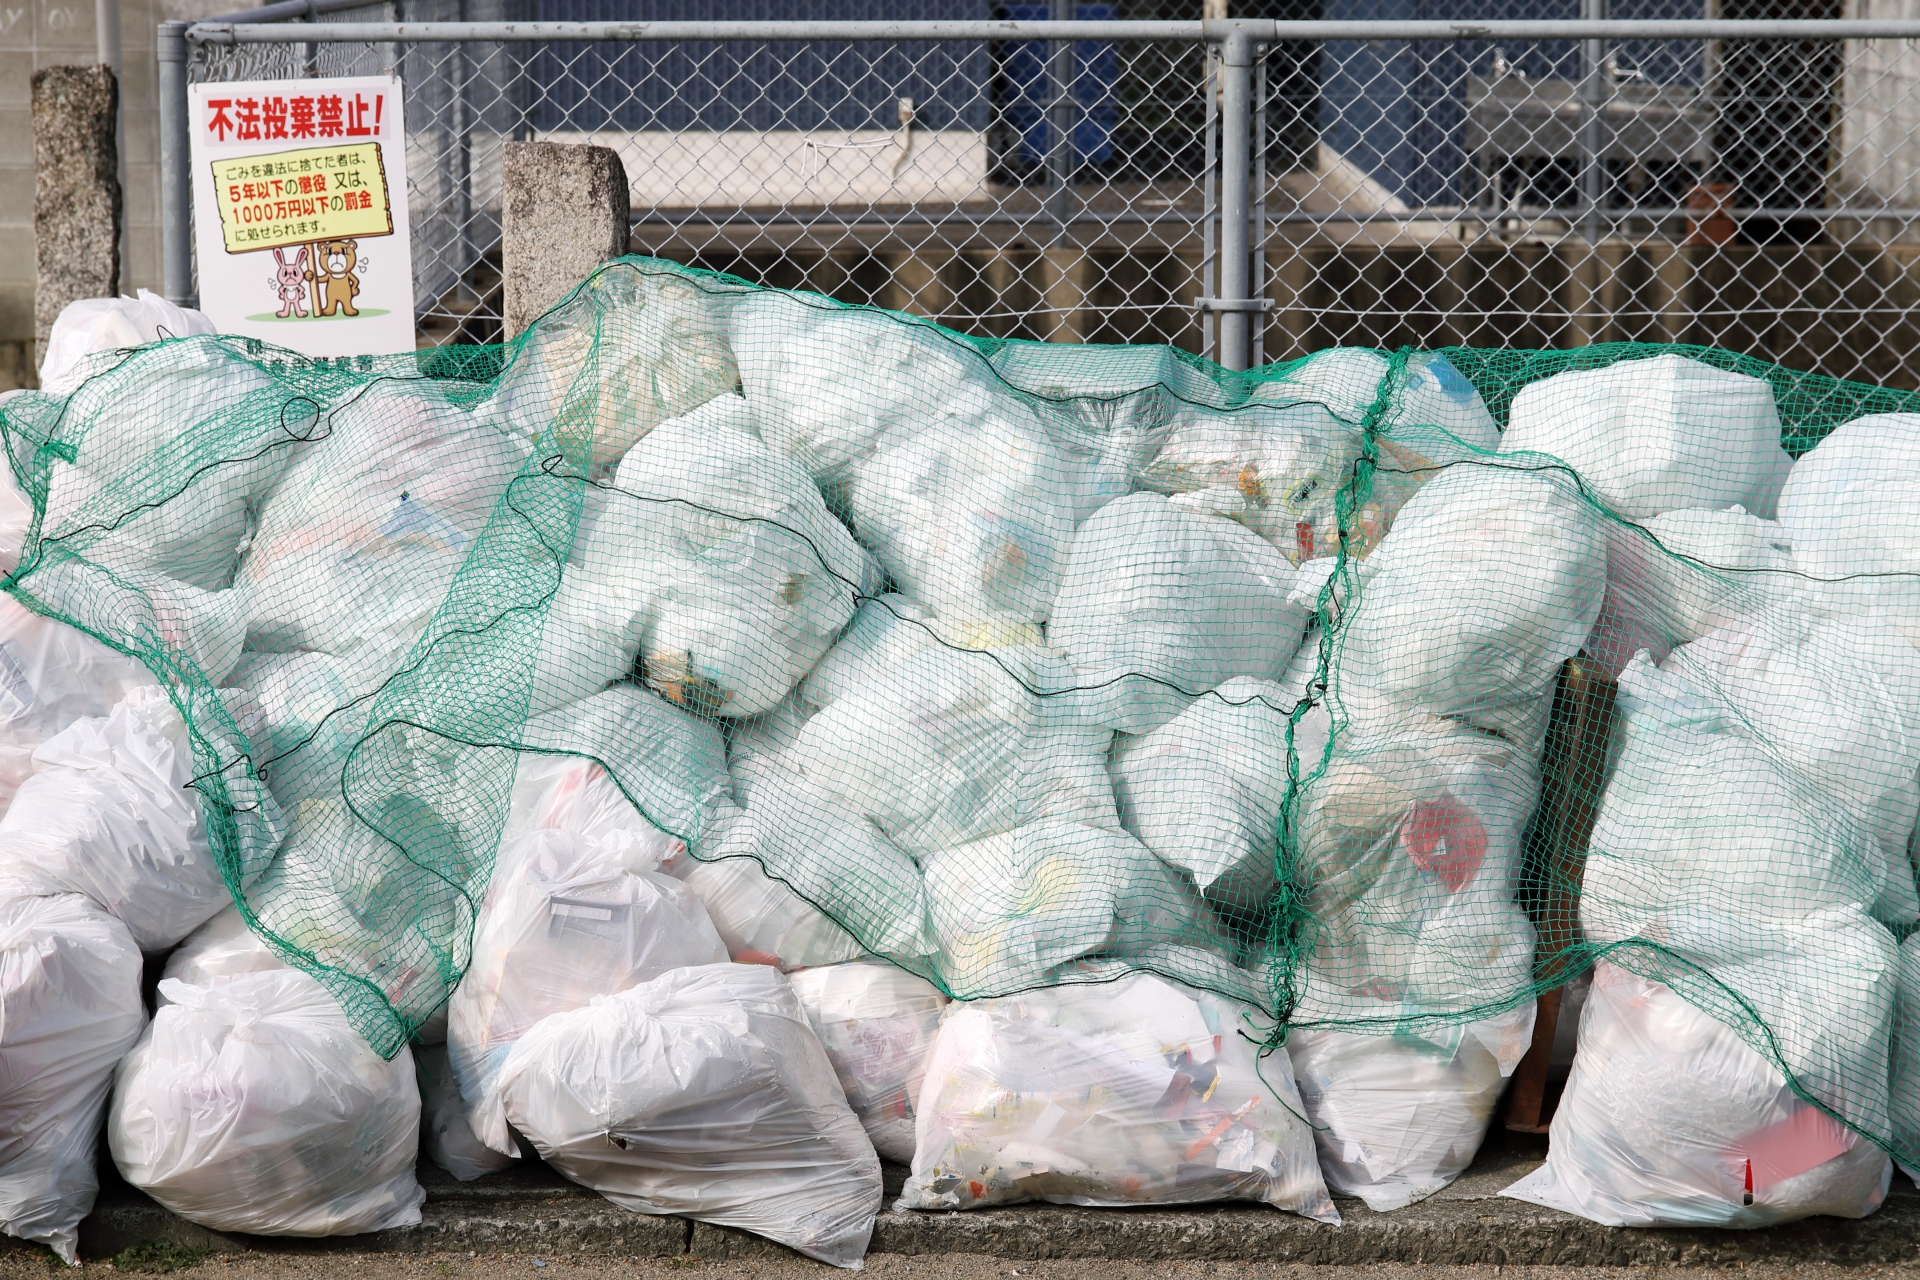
[162,16,1920,383]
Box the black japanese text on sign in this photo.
[209,143,394,253]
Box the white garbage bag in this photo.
[496,961,884,1267]
[559,396,880,718]
[1582,651,1900,939]
[0,596,152,815]
[480,266,738,472]
[37,290,216,396]
[1110,677,1295,910]
[1502,961,1892,1227]
[692,763,934,967]
[788,962,950,1164]
[0,892,144,1264]
[448,827,728,1155]
[1499,353,1791,521]
[1778,411,1920,635]
[415,1043,513,1183]
[845,413,1075,630]
[109,969,425,1236]
[731,289,1012,484]
[1282,703,1544,1023]
[237,383,527,685]
[1590,508,1795,673]
[1049,494,1308,735]
[160,904,289,988]
[1335,463,1607,750]
[785,641,1116,861]
[921,819,1224,996]
[501,751,690,875]
[898,971,1335,1220]
[796,594,940,717]
[0,455,32,577]
[0,685,283,951]
[1287,1002,1535,1210]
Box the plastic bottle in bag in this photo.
[0,891,145,1263]
[898,970,1336,1220]
[497,962,883,1268]
[1049,494,1309,735]
[1499,353,1791,521]
[788,962,950,1164]
[447,827,728,1155]
[109,969,425,1236]
[1502,961,1892,1227]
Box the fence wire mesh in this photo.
[185,16,1920,386]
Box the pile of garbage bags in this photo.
[0,264,1916,1264]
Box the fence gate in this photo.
[162,15,1920,385]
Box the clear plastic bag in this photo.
[447,827,728,1155]
[0,685,284,951]
[497,962,883,1267]
[109,970,425,1236]
[1050,494,1309,735]
[1502,961,1892,1227]
[1288,1003,1535,1210]
[37,291,216,396]
[788,962,949,1165]
[898,971,1335,1220]
[415,1042,513,1183]
[0,597,152,817]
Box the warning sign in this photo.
[189,74,416,358]
[209,143,394,253]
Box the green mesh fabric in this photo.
[4,256,1917,1174]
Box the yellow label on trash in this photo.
[208,142,394,254]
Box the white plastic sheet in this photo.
[497,962,883,1267]
[0,892,144,1263]
[110,970,425,1236]
[898,971,1335,1219]
[788,961,950,1164]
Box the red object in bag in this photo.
[1402,795,1488,892]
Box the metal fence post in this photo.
[1213,20,1254,373]
[1045,0,1079,240]
[1579,0,1609,244]
[158,21,196,308]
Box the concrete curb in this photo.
[37,1134,1920,1267]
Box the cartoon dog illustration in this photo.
[271,247,309,318]
[307,239,362,317]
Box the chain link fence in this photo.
[165,14,1920,385]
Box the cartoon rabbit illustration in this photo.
[307,239,362,317]
[271,247,309,318]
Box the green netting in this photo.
[5,256,1919,1198]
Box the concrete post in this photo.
[33,64,121,372]
[501,141,630,340]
